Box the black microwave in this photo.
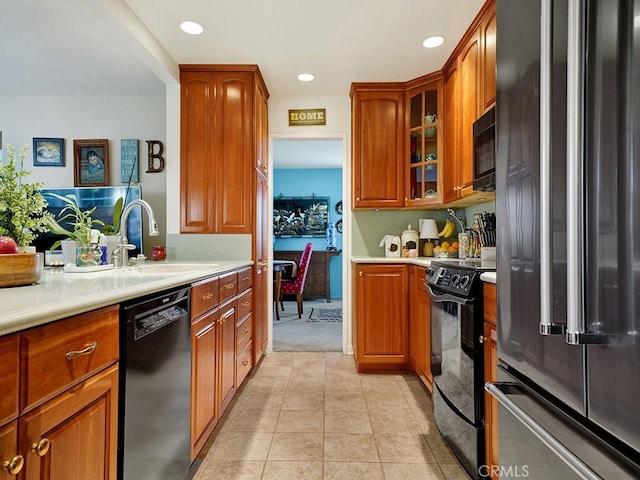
[472,106,496,191]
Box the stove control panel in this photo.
[426,263,486,297]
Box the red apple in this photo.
[0,236,18,254]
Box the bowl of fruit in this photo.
[433,240,459,258]
[0,237,44,288]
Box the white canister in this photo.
[379,235,401,258]
[401,225,419,257]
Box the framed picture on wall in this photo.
[273,196,329,237]
[73,139,109,187]
[33,138,64,166]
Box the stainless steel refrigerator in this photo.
[488,0,640,478]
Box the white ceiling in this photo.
[0,0,485,167]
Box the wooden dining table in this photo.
[272,260,294,320]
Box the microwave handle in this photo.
[539,0,564,336]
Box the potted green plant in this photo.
[44,193,105,266]
[0,144,51,249]
[100,196,124,235]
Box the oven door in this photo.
[428,283,485,478]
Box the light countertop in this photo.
[480,272,496,284]
[0,260,252,336]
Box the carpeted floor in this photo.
[273,298,343,352]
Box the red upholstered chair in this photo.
[279,242,313,319]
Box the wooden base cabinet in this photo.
[409,265,432,391]
[353,263,409,372]
[483,282,498,479]
[0,306,119,480]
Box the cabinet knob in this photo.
[479,335,485,344]
[2,455,24,475]
[31,438,50,457]
[405,197,408,202]
[359,271,363,277]
[356,197,360,202]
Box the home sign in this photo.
[288,108,326,126]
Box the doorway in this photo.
[270,136,346,352]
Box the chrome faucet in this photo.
[112,199,160,268]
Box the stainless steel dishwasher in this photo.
[118,286,191,480]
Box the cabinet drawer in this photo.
[236,288,252,321]
[235,313,253,353]
[192,276,219,319]
[219,271,238,303]
[0,334,19,425]
[20,305,119,413]
[237,266,253,293]
[483,283,497,326]
[236,341,253,388]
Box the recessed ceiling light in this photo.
[180,21,204,35]
[297,73,315,82]
[422,35,445,48]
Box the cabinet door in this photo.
[442,65,461,204]
[409,266,432,391]
[20,365,118,480]
[215,71,253,233]
[483,282,498,479]
[191,309,218,459]
[180,71,216,233]
[484,321,498,479]
[0,421,21,479]
[254,173,268,362]
[458,30,480,198]
[354,264,408,371]
[406,78,443,206]
[218,301,237,416]
[255,81,269,176]
[352,88,405,209]
[0,334,19,426]
[480,1,497,113]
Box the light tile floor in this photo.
[193,352,469,480]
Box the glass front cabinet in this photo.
[406,75,443,206]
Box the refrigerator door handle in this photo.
[539,0,565,336]
[563,0,634,347]
[485,382,601,480]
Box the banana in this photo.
[438,219,451,237]
[444,220,456,238]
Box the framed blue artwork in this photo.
[121,139,139,183]
[33,138,65,166]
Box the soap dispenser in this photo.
[401,224,419,257]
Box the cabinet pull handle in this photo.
[224,284,235,290]
[66,341,97,360]
[242,276,251,281]
[220,308,234,324]
[242,360,249,366]
[243,328,249,336]
[479,335,485,344]
[31,438,50,457]
[2,455,24,475]
[242,301,250,307]
[202,292,214,300]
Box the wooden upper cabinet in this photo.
[480,0,497,113]
[180,65,268,234]
[442,65,460,204]
[180,72,216,233]
[351,84,405,209]
[458,29,480,198]
[255,81,269,176]
[405,74,443,207]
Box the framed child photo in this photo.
[33,138,65,166]
[73,139,109,187]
